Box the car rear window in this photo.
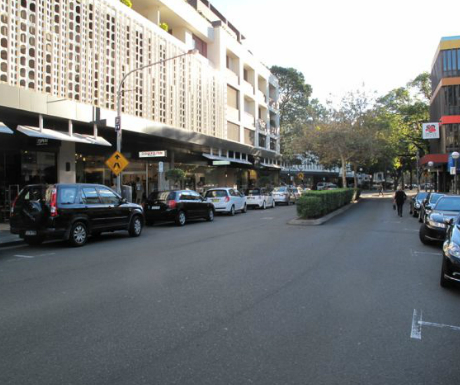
[205,190,228,198]
[148,191,175,201]
[247,189,261,195]
[435,197,460,211]
[58,186,78,204]
[17,186,46,204]
[274,187,287,192]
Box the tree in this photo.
[270,66,313,159]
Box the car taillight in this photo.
[10,196,18,214]
[50,188,58,217]
[168,200,177,209]
[225,196,230,202]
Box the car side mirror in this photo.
[120,198,127,205]
[425,204,432,210]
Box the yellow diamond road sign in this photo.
[106,151,129,176]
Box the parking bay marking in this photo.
[410,249,441,257]
[411,309,460,340]
[14,252,55,259]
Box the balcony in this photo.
[225,68,239,86]
[256,90,267,105]
[256,119,269,134]
[242,80,254,96]
[227,106,239,123]
[269,97,279,110]
[243,112,255,128]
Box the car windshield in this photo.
[205,190,227,198]
[416,192,428,201]
[430,193,444,204]
[274,187,287,192]
[434,197,460,211]
[148,191,174,201]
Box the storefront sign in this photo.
[158,161,164,173]
[213,160,231,166]
[139,150,167,158]
[36,138,49,146]
[422,123,440,139]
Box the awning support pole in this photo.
[39,114,43,132]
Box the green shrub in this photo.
[296,188,354,219]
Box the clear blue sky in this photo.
[209,0,460,104]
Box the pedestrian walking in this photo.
[394,187,407,217]
[378,183,384,197]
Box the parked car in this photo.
[291,186,303,199]
[204,187,247,215]
[10,183,144,247]
[410,191,429,218]
[325,183,338,190]
[144,190,214,226]
[317,182,337,191]
[245,188,275,209]
[419,196,460,245]
[419,192,445,223]
[441,215,460,288]
[272,186,296,205]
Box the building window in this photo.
[258,134,266,148]
[193,34,207,58]
[270,138,276,151]
[244,128,254,146]
[227,122,239,142]
[227,85,238,109]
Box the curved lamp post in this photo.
[452,151,460,194]
[115,48,199,194]
[427,161,434,192]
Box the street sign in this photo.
[115,116,121,132]
[297,172,304,180]
[159,161,164,173]
[139,150,167,158]
[213,160,231,166]
[451,167,456,175]
[106,151,129,176]
[422,122,439,139]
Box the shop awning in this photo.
[17,125,111,146]
[0,122,13,134]
[260,162,281,169]
[419,154,449,166]
[202,153,252,166]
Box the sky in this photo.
[209,0,460,105]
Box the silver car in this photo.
[272,186,296,205]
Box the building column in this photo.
[57,141,76,183]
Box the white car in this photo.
[272,186,296,205]
[204,188,247,215]
[245,188,276,209]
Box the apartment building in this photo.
[420,35,460,192]
[0,0,280,220]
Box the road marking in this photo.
[14,254,35,259]
[261,217,274,220]
[404,229,419,232]
[37,252,55,257]
[411,309,460,340]
[411,249,441,257]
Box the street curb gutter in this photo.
[287,200,360,226]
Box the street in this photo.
[1,197,460,385]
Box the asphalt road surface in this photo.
[1,196,460,385]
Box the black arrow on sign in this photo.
[113,163,121,170]
[115,154,120,160]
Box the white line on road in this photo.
[14,254,35,259]
[37,253,55,257]
[411,309,460,340]
[403,229,419,232]
[411,249,441,257]
[261,217,274,220]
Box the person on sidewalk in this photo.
[378,183,384,197]
[394,187,407,217]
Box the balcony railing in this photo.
[243,112,255,128]
[226,68,239,85]
[242,80,254,96]
[256,119,269,134]
[227,106,240,123]
[269,98,279,110]
[257,90,267,104]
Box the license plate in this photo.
[150,206,160,210]
[25,230,37,236]
[212,199,220,203]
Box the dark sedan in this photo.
[419,196,460,245]
[418,192,445,223]
[410,191,428,218]
[441,216,460,288]
[144,190,214,226]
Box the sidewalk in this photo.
[0,222,23,247]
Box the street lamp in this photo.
[452,151,460,194]
[115,48,199,194]
[427,161,434,192]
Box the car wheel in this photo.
[262,201,266,210]
[229,205,235,216]
[440,257,452,288]
[206,208,214,222]
[272,200,276,208]
[413,210,418,218]
[68,221,88,247]
[419,225,431,245]
[175,211,186,226]
[242,204,247,213]
[24,235,44,246]
[129,215,143,237]
[418,212,423,223]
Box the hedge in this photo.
[296,188,355,219]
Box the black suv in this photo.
[144,190,214,226]
[10,184,144,247]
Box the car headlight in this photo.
[428,219,446,229]
[415,202,421,209]
[446,242,460,259]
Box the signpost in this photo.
[106,151,129,176]
[159,161,164,173]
